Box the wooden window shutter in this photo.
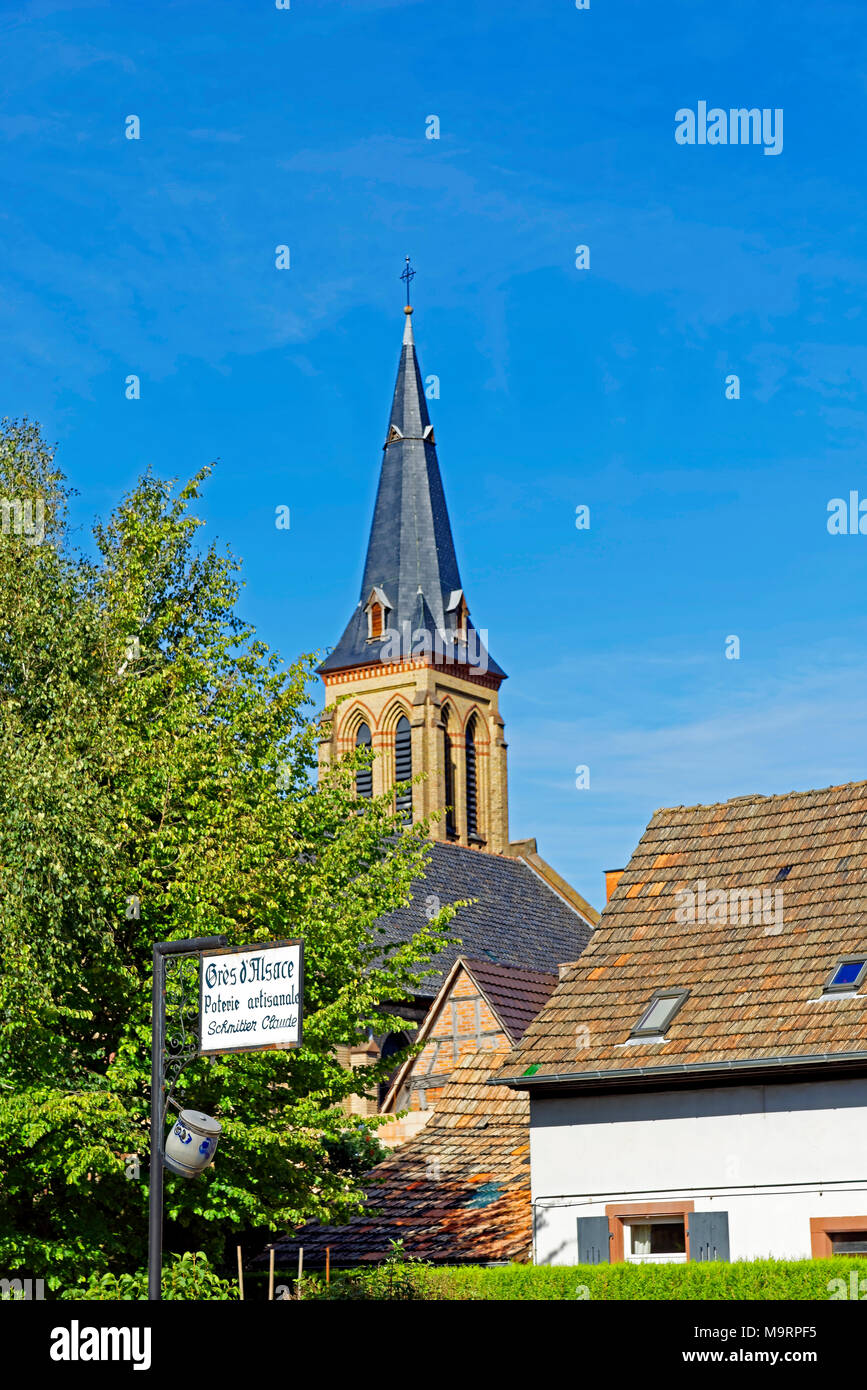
[370,603,383,639]
[577,1216,611,1265]
[687,1211,730,1262]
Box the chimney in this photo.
[605,868,625,902]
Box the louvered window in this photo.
[355,723,372,799]
[466,715,479,841]
[394,715,412,818]
[443,707,456,838]
[370,603,383,639]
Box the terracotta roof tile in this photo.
[268,1048,530,1267]
[497,781,867,1085]
[462,958,558,1041]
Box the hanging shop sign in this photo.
[199,939,303,1055]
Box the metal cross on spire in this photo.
[400,255,416,307]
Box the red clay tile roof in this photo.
[463,958,558,1041]
[269,1048,530,1267]
[378,957,557,1114]
[496,781,867,1086]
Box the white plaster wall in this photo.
[530,1078,867,1264]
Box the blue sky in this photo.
[3,0,867,906]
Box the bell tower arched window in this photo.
[466,714,481,843]
[442,706,456,839]
[355,722,372,799]
[394,714,413,818]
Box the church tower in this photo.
[318,289,509,853]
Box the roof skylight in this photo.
[630,988,688,1039]
[823,958,867,995]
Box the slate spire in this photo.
[319,299,504,680]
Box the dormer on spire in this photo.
[364,586,392,641]
[446,589,469,642]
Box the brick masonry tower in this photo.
[318,293,509,853]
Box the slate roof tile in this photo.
[378,840,593,996]
[319,312,504,681]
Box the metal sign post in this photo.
[148,935,228,1302]
[147,934,304,1301]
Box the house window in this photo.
[606,1200,697,1264]
[831,1232,867,1255]
[625,1216,687,1264]
[630,988,689,1039]
[823,958,867,994]
[355,722,372,799]
[810,1216,867,1257]
[394,715,412,818]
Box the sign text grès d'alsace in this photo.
[199,939,303,1055]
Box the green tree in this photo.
[0,418,457,1289]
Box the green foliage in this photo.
[304,1258,867,1301]
[322,1125,389,1177]
[0,418,459,1282]
[303,1239,433,1301]
[62,1251,238,1301]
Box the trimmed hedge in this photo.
[297,1258,867,1301]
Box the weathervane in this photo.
[400,255,416,308]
